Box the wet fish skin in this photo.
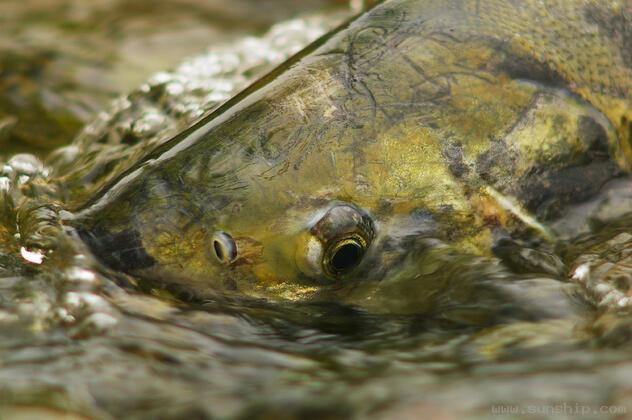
[72,0,632,311]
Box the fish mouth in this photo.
[75,226,156,273]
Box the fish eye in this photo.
[211,231,237,265]
[324,234,367,276]
[297,204,375,280]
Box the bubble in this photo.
[149,71,172,86]
[132,112,167,137]
[7,154,43,176]
[0,177,10,192]
[166,82,185,96]
[65,267,97,284]
[20,247,44,265]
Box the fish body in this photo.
[72,0,632,309]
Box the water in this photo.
[1,1,632,418]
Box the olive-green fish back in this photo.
[465,0,632,168]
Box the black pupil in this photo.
[213,240,225,261]
[331,242,363,273]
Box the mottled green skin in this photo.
[71,0,632,309]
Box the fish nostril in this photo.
[211,231,237,265]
